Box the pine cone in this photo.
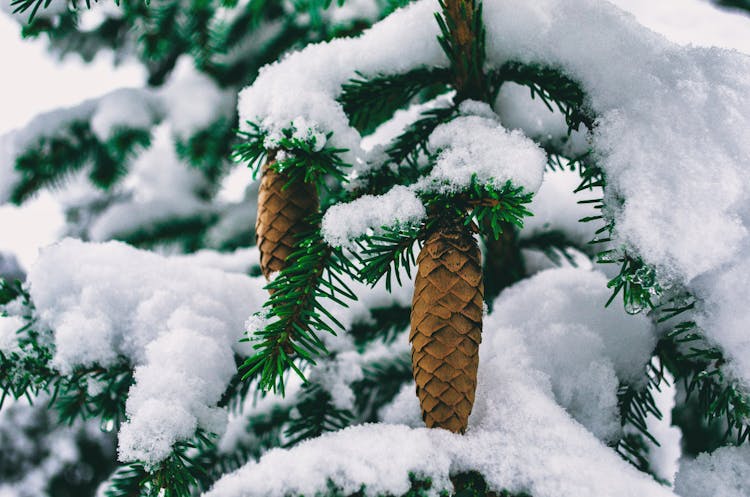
[256,159,319,281]
[410,224,483,433]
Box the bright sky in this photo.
[0,1,748,269]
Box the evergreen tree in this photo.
[3,1,750,497]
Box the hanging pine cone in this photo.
[410,223,483,433]
[256,156,319,281]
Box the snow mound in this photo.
[322,186,426,249]
[421,113,546,194]
[203,268,666,497]
[675,445,750,497]
[27,239,267,465]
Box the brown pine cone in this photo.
[255,159,319,281]
[410,224,483,433]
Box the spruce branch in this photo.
[350,304,412,349]
[1,281,136,427]
[175,116,237,185]
[0,283,52,407]
[339,68,451,135]
[353,352,412,422]
[241,223,358,394]
[355,224,423,291]
[615,432,661,481]
[113,212,219,253]
[385,105,458,168]
[283,382,354,447]
[421,177,534,240]
[657,315,750,445]
[492,61,595,132]
[518,230,584,267]
[11,122,151,205]
[353,178,532,296]
[617,381,662,447]
[48,360,133,428]
[10,0,58,22]
[604,255,661,315]
[235,120,350,187]
[103,430,216,497]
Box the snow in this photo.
[494,82,589,157]
[479,0,750,287]
[675,445,750,497]
[323,106,546,249]
[90,88,160,141]
[204,199,258,250]
[173,247,260,274]
[26,238,268,465]
[322,186,426,248]
[0,98,97,202]
[237,0,447,166]
[420,112,546,194]
[0,87,156,203]
[360,94,454,154]
[692,258,750,387]
[20,236,416,466]
[161,57,235,140]
[643,366,682,485]
[521,168,601,250]
[3,0,750,493]
[0,60,226,206]
[0,315,24,353]
[203,269,670,497]
[87,127,211,242]
[485,268,656,440]
[608,0,750,53]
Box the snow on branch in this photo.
[237,0,448,167]
[0,60,234,205]
[25,239,266,465]
[204,268,668,497]
[237,0,750,396]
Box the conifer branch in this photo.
[0,280,135,426]
[492,61,595,132]
[235,120,350,187]
[385,106,458,169]
[339,68,451,135]
[237,124,359,394]
[353,353,412,422]
[241,224,358,394]
[103,430,215,497]
[355,224,423,291]
[657,315,750,444]
[354,178,533,295]
[604,255,661,315]
[11,123,151,205]
[284,382,354,447]
[518,231,585,267]
[10,0,58,22]
[350,305,412,348]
